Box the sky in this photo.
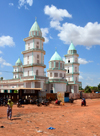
[0,0,100,88]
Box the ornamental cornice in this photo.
[23,36,45,42]
[22,63,46,68]
[64,54,79,57]
[21,48,45,55]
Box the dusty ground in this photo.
[0,99,100,136]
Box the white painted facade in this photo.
[0,20,81,94]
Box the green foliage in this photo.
[14,90,18,93]
[98,83,100,90]
[79,86,83,90]
[84,85,92,93]
[0,77,3,80]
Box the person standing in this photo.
[7,99,13,120]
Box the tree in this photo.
[84,85,92,93]
[14,90,18,93]
[98,83,100,90]
[0,77,3,80]
[79,85,83,90]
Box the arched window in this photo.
[75,67,77,72]
[56,62,58,68]
[28,71,29,76]
[36,70,38,75]
[37,54,39,58]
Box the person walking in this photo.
[7,99,13,120]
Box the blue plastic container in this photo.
[64,97,69,102]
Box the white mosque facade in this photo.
[0,19,81,93]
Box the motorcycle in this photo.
[17,99,22,107]
[81,99,86,106]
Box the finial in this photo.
[35,17,37,21]
[55,47,57,52]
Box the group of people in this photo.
[0,97,8,106]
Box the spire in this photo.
[68,42,77,54]
[15,57,22,66]
[50,50,63,61]
[30,18,41,32]
[35,17,37,21]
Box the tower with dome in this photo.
[47,49,67,93]
[64,42,81,93]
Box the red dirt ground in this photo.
[0,99,100,136]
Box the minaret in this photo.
[47,49,67,93]
[13,57,23,79]
[64,42,81,93]
[21,18,46,89]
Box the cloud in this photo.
[62,57,65,62]
[18,0,33,9]
[44,5,100,49]
[9,3,14,6]
[41,28,49,43]
[79,75,83,79]
[0,51,2,54]
[0,57,12,67]
[86,76,93,81]
[50,36,53,39]
[78,58,93,64]
[50,20,62,30]
[0,72,2,75]
[44,5,72,21]
[57,22,100,49]
[0,36,15,47]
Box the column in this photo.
[41,82,43,91]
[41,53,42,64]
[40,40,42,49]
[71,85,74,93]
[54,61,56,68]
[31,82,35,88]
[59,61,60,69]
[33,39,34,48]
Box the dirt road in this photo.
[0,99,100,136]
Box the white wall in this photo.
[73,65,79,72]
[54,83,66,93]
[26,39,33,50]
[65,54,78,63]
[65,65,72,73]
[24,52,44,65]
[24,52,32,65]
[24,67,33,76]
[24,66,44,76]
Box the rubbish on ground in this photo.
[37,130,43,133]
[47,127,55,130]
[0,126,4,128]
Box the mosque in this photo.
[0,19,81,93]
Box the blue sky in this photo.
[0,0,100,88]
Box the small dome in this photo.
[50,51,63,61]
[15,58,22,66]
[68,42,77,54]
[29,18,42,37]
[30,18,41,32]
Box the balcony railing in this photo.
[47,68,66,71]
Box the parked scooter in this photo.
[17,99,22,107]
